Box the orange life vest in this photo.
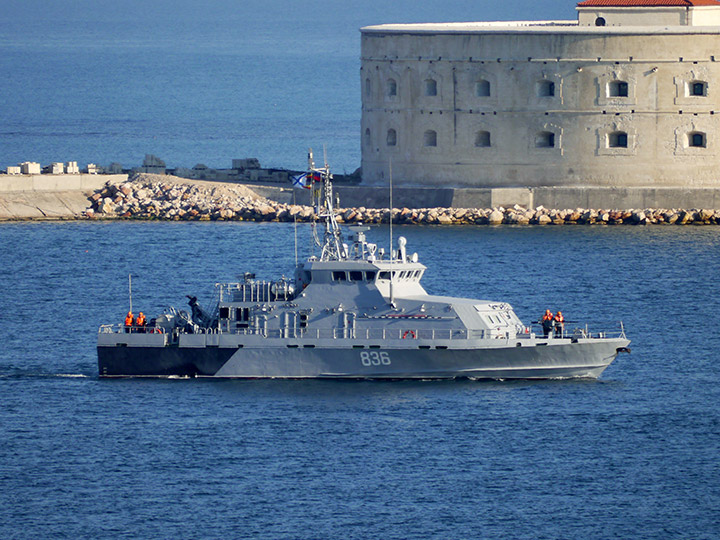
[555,313,564,323]
[136,314,146,326]
[125,313,134,326]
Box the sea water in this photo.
[2,1,719,537]
[0,222,718,539]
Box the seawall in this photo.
[0,174,127,220]
[3,172,720,223]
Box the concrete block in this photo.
[66,161,80,174]
[20,162,41,174]
[6,166,21,175]
[51,163,65,174]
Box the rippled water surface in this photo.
[1,222,719,539]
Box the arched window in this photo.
[609,80,629,97]
[423,130,437,147]
[475,131,491,148]
[365,78,371,98]
[608,131,628,148]
[690,81,707,97]
[386,129,397,147]
[595,17,606,26]
[536,131,555,148]
[689,131,707,148]
[387,79,397,97]
[476,79,491,97]
[538,80,555,97]
[365,128,371,147]
[425,78,437,96]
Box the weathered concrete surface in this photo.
[0,191,95,220]
[0,174,128,220]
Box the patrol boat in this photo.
[97,155,630,379]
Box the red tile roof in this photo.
[578,0,720,6]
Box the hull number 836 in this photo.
[360,351,391,366]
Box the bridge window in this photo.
[365,271,377,281]
[425,78,437,96]
[609,81,629,97]
[424,130,437,147]
[378,271,391,280]
[332,271,347,281]
[608,131,628,148]
[350,271,363,281]
[475,131,491,148]
[476,79,491,97]
[535,131,555,148]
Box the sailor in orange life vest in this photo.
[124,311,134,333]
[554,311,565,337]
[136,311,147,333]
[541,309,554,337]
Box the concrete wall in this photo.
[577,7,688,27]
[0,174,126,193]
[0,174,127,220]
[360,24,720,190]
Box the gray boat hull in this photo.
[98,337,629,379]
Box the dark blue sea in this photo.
[1,0,570,173]
[1,222,719,539]
[2,1,720,538]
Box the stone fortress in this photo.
[360,0,720,207]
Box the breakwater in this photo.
[82,174,720,225]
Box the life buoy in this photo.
[402,330,416,339]
[151,327,164,334]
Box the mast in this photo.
[308,148,345,261]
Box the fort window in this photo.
[424,130,437,147]
[364,128,371,147]
[475,131,491,147]
[365,78,371,98]
[595,17,606,26]
[535,131,555,148]
[425,78,437,96]
[608,131,628,148]
[476,79,491,97]
[387,129,397,146]
[689,131,707,147]
[609,81,629,97]
[690,81,707,97]
[387,78,397,97]
[538,80,555,97]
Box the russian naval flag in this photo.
[291,172,311,189]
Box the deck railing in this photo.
[99,323,626,341]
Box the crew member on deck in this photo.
[541,309,554,337]
[124,311,134,333]
[554,311,565,337]
[136,311,146,333]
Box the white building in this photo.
[360,0,720,189]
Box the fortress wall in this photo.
[360,27,720,189]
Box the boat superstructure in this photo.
[98,152,630,379]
